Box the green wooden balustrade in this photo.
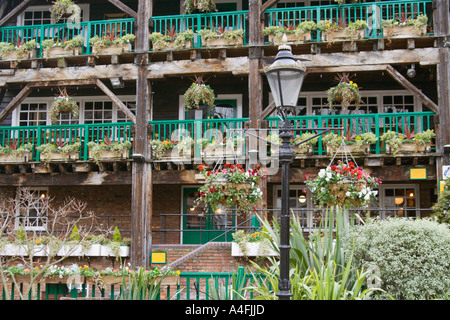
[266,111,435,155]
[0,112,435,162]
[1,268,263,300]
[0,0,433,56]
[265,0,432,41]
[0,122,133,162]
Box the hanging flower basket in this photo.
[50,88,79,123]
[327,73,361,109]
[184,0,217,14]
[183,76,215,110]
[50,0,81,25]
[305,161,381,209]
[196,163,265,213]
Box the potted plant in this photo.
[150,139,176,159]
[231,230,277,257]
[414,129,435,152]
[89,33,135,56]
[380,129,417,155]
[49,0,81,25]
[266,132,281,156]
[149,28,194,51]
[175,136,194,157]
[305,160,382,208]
[382,14,428,39]
[291,132,318,155]
[41,35,84,57]
[198,27,244,47]
[264,21,316,45]
[184,0,216,14]
[49,88,79,123]
[37,140,80,163]
[0,39,37,60]
[101,226,130,260]
[318,19,366,43]
[87,137,132,164]
[183,76,215,111]
[196,162,265,213]
[327,73,361,110]
[324,130,377,155]
[0,141,33,162]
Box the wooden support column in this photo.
[433,0,450,180]
[131,0,152,268]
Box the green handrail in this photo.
[0,122,133,161]
[266,111,435,155]
[265,0,432,41]
[0,18,135,57]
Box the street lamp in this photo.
[264,35,306,300]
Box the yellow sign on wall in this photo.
[409,168,427,180]
[150,251,167,264]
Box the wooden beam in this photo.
[261,0,281,14]
[385,65,439,114]
[0,1,8,20]
[95,79,136,123]
[107,0,138,19]
[261,101,276,119]
[0,0,34,27]
[0,84,33,122]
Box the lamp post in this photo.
[264,35,306,300]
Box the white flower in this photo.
[318,169,326,178]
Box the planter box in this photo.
[87,275,129,285]
[93,43,132,55]
[322,29,365,42]
[293,144,314,155]
[0,244,28,256]
[0,152,31,163]
[231,242,278,257]
[101,245,130,257]
[326,143,370,156]
[386,142,430,154]
[155,276,180,286]
[40,151,79,162]
[43,46,82,58]
[384,25,427,38]
[89,149,130,161]
[202,37,243,47]
[268,32,311,44]
[152,40,193,51]
[83,243,102,256]
[1,49,37,60]
[40,275,85,284]
[57,244,84,256]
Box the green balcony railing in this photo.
[267,111,435,155]
[0,122,133,162]
[265,0,433,41]
[149,118,249,143]
[0,112,436,163]
[0,18,135,57]
[0,0,433,57]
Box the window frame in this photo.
[15,187,49,232]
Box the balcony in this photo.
[0,0,434,63]
[0,111,436,169]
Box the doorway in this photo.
[182,187,235,244]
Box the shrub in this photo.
[343,218,450,299]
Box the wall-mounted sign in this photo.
[150,251,167,264]
[409,167,427,180]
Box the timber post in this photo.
[131,0,152,268]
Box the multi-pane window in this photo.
[15,97,136,126]
[380,185,419,219]
[15,188,48,231]
[18,103,47,126]
[23,10,51,26]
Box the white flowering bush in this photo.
[344,218,450,300]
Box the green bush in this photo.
[344,218,450,299]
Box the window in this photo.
[380,184,420,219]
[13,96,136,126]
[15,188,48,231]
[17,5,90,26]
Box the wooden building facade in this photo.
[0,0,449,268]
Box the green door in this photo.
[182,187,235,244]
